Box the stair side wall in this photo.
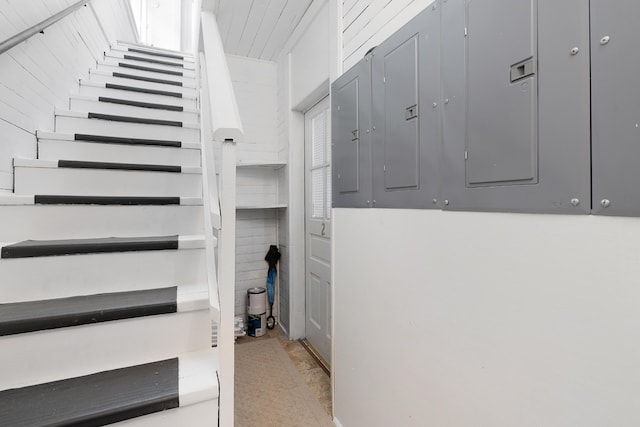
[0,0,137,192]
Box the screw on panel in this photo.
[445,98,450,104]
[444,200,450,206]
[571,198,580,206]
[432,199,438,204]
[366,129,370,134]
[600,199,611,208]
[373,126,376,131]
[373,200,377,205]
[600,36,610,45]
[570,47,579,56]
[432,102,438,108]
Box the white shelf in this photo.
[236,160,286,169]
[236,204,287,210]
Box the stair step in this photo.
[33,195,184,205]
[0,286,179,336]
[1,358,180,426]
[107,46,195,68]
[69,95,198,122]
[0,195,203,240]
[55,109,199,141]
[126,46,187,61]
[1,235,184,259]
[87,111,183,127]
[14,158,202,197]
[0,349,218,426]
[82,79,185,99]
[109,48,195,65]
[79,80,196,109]
[103,58,196,77]
[90,68,195,89]
[0,242,207,304]
[38,139,199,167]
[116,40,195,58]
[105,52,194,70]
[87,72,196,96]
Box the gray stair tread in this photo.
[34,195,181,205]
[0,287,177,336]
[1,235,179,259]
[0,358,179,427]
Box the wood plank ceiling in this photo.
[206,0,314,61]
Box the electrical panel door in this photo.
[331,55,372,208]
[441,0,590,213]
[591,1,640,216]
[371,4,441,209]
[466,0,537,187]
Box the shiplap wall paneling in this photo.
[342,0,434,69]
[226,55,278,162]
[237,168,282,208]
[0,0,75,41]
[235,209,279,317]
[0,0,136,192]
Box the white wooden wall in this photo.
[226,55,282,318]
[0,0,137,192]
[342,0,434,69]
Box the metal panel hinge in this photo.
[383,76,386,84]
[464,151,468,160]
[383,165,386,172]
[464,27,468,37]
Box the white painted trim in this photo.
[178,348,220,406]
[177,284,210,311]
[178,235,209,249]
[217,139,237,427]
[200,11,244,143]
[0,195,35,205]
[181,197,204,206]
[236,160,287,169]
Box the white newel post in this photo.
[217,139,236,427]
[200,10,243,427]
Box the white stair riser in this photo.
[0,204,203,241]
[0,249,207,303]
[103,59,196,77]
[69,98,199,123]
[14,166,202,197]
[105,52,195,70]
[88,73,197,96]
[0,310,210,390]
[114,400,218,427]
[79,84,197,109]
[39,139,201,168]
[56,116,199,141]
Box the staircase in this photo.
[0,42,221,426]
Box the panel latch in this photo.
[510,58,536,83]
[405,104,418,120]
[351,129,359,141]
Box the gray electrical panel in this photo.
[441,0,591,213]
[591,1,640,216]
[331,54,372,208]
[370,4,441,209]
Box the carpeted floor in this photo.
[235,338,334,427]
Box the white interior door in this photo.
[305,97,332,364]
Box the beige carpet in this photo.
[235,339,334,427]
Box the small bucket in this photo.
[247,288,267,337]
[247,313,266,337]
